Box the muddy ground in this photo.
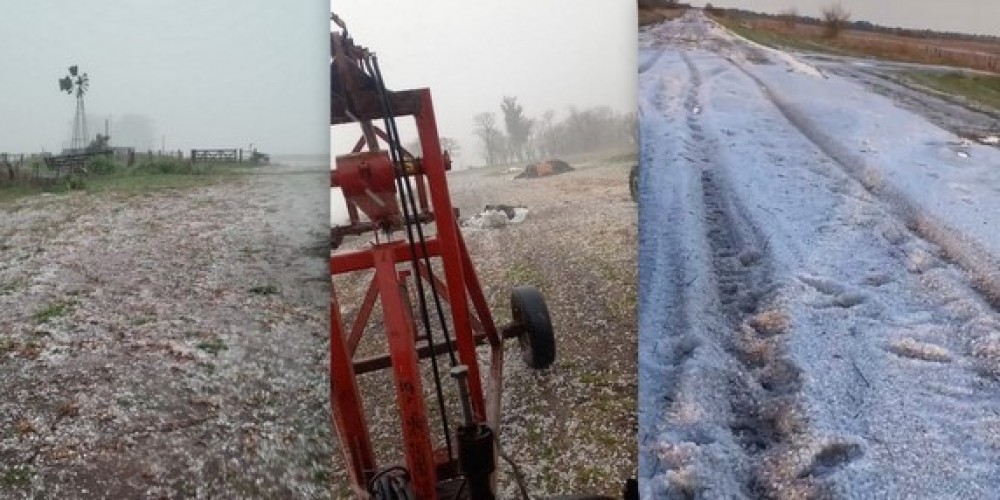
[331,153,638,498]
[1,165,332,498]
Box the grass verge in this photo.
[712,15,1000,74]
[713,17,844,54]
[903,71,1000,110]
[0,158,246,203]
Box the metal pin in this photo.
[450,365,473,426]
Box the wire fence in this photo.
[1,146,269,188]
[0,149,131,186]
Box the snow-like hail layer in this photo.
[638,10,1000,499]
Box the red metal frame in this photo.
[332,29,503,498]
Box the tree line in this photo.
[471,96,636,167]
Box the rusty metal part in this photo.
[330,15,554,499]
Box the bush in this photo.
[86,155,119,175]
[58,175,87,191]
[822,2,850,38]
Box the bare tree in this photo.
[404,136,460,160]
[440,137,461,158]
[472,112,504,166]
[530,106,635,158]
[822,2,850,38]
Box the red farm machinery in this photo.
[330,14,558,499]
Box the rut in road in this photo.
[658,52,820,497]
[699,49,1000,497]
[729,59,1000,312]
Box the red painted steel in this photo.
[372,247,437,494]
[348,278,379,356]
[332,25,505,498]
[332,238,441,274]
[330,290,376,496]
[334,151,400,227]
[413,91,487,422]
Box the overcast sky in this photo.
[0,1,328,155]
[702,0,1000,37]
[332,0,638,168]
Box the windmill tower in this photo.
[59,65,90,152]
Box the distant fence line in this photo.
[1,149,132,183]
[1,146,270,186]
[190,148,269,164]
[191,148,239,163]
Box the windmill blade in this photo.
[69,65,78,76]
[58,76,72,92]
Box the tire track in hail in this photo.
[729,60,1000,313]
[679,51,825,498]
[707,51,998,497]
[637,47,698,487]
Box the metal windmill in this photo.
[59,65,90,151]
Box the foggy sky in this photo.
[702,0,1000,37]
[332,0,638,168]
[0,1,328,155]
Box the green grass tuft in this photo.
[248,284,279,296]
[196,338,227,355]
[33,300,77,324]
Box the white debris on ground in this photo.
[461,205,530,230]
[331,157,639,497]
[639,10,1000,499]
[704,16,825,78]
[0,166,332,498]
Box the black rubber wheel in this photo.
[511,286,555,369]
[629,164,638,203]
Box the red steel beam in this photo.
[330,289,377,495]
[415,89,486,423]
[458,232,501,346]
[348,276,379,356]
[373,247,437,497]
[332,238,441,275]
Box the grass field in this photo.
[903,70,1000,110]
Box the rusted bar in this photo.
[354,333,490,375]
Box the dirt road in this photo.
[639,11,1000,499]
[1,165,332,498]
[331,154,638,497]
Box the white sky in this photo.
[0,1,329,155]
[703,0,1000,37]
[332,0,638,168]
